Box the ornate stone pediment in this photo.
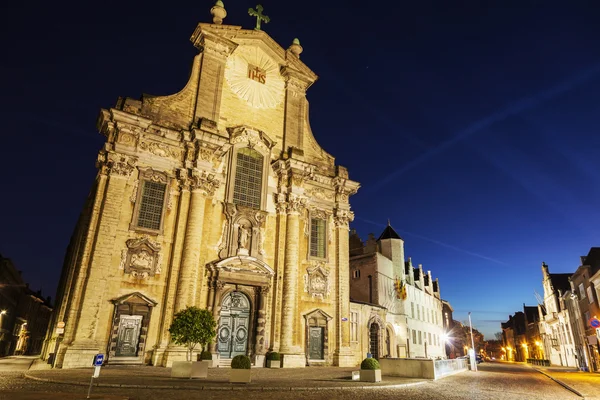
[227,126,276,153]
[304,262,330,300]
[207,255,275,277]
[119,237,162,279]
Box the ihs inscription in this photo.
[248,64,266,84]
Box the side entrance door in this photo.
[115,315,142,357]
[308,327,324,360]
[218,292,250,358]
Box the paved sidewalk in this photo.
[532,365,600,399]
[25,365,427,391]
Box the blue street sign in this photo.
[93,354,104,367]
[590,318,600,329]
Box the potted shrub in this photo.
[360,358,381,382]
[168,306,216,379]
[265,352,281,368]
[230,354,251,383]
[197,350,214,368]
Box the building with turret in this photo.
[349,224,445,359]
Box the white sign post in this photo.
[87,354,104,399]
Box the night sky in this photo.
[2,0,600,339]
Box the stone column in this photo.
[279,196,306,367]
[333,208,355,367]
[174,188,206,311]
[152,181,190,365]
[173,170,220,311]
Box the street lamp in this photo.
[468,312,477,372]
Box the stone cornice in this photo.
[190,24,238,58]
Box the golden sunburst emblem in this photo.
[225,46,284,109]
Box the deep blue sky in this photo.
[2,0,600,339]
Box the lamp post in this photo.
[468,312,477,372]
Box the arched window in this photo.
[232,147,263,209]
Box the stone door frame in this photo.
[303,309,332,366]
[108,292,157,364]
[206,256,273,362]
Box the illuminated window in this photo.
[233,147,263,209]
[310,217,327,258]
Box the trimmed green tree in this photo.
[169,306,217,362]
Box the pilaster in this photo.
[62,151,137,368]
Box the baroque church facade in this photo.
[44,2,359,369]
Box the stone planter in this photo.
[360,369,381,382]
[191,361,209,378]
[230,369,251,383]
[171,361,192,378]
[266,359,280,368]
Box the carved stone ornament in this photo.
[334,208,354,229]
[305,187,334,201]
[139,140,184,161]
[97,152,138,177]
[189,169,221,196]
[287,194,308,215]
[274,193,287,214]
[119,236,162,279]
[116,130,137,147]
[228,126,276,154]
[218,203,268,260]
[304,263,331,300]
[139,168,168,184]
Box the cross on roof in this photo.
[248,4,270,31]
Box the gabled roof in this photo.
[377,225,402,241]
[523,305,538,323]
[583,247,600,275]
[549,273,571,294]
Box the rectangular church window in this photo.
[136,181,167,230]
[233,147,263,209]
[310,217,326,258]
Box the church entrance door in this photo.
[369,324,379,359]
[218,291,250,358]
[308,327,324,360]
[115,315,142,357]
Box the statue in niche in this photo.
[238,224,250,250]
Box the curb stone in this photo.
[532,368,584,398]
[23,372,426,392]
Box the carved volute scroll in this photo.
[218,203,268,259]
[119,236,162,279]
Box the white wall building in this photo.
[349,225,445,360]
[538,262,577,367]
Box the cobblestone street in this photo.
[0,358,593,400]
